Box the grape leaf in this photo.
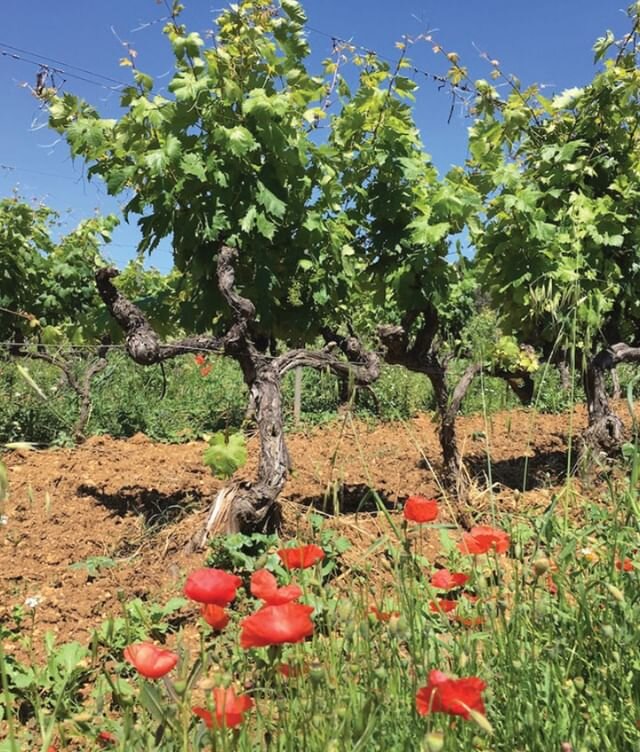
[203,432,248,479]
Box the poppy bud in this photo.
[118,692,134,708]
[468,708,493,735]
[533,557,551,576]
[573,676,585,691]
[424,732,444,752]
[458,652,469,669]
[309,660,323,686]
[605,584,624,603]
[388,616,401,637]
[173,680,187,696]
[601,624,615,639]
[336,599,353,622]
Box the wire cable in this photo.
[0,41,128,86]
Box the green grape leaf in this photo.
[203,432,248,479]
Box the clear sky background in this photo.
[1,1,632,272]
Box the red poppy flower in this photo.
[123,642,179,679]
[616,558,634,572]
[200,365,212,377]
[250,569,302,605]
[240,603,314,648]
[194,354,206,366]
[201,604,230,631]
[193,686,254,729]
[97,730,116,745]
[416,670,487,719]
[369,605,401,622]
[403,496,439,523]
[277,544,325,570]
[184,568,242,605]
[431,569,469,591]
[429,599,458,614]
[458,525,510,555]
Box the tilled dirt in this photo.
[0,403,635,649]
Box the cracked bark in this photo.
[582,342,640,457]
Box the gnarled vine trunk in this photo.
[580,342,640,458]
[379,316,535,514]
[203,361,289,538]
[96,245,379,545]
[11,338,110,443]
[582,353,624,457]
[378,317,477,504]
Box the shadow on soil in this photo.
[294,482,398,516]
[465,449,570,491]
[77,483,202,527]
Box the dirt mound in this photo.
[0,404,634,648]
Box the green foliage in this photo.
[202,431,248,479]
[206,532,282,578]
[97,597,187,651]
[0,197,117,341]
[44,0,480,353]
[490,336,539,374]
[469,4,640,358]
[0,631,90,750]
[308,513,351,580]
[69,555,118,580]
[46,0,359,340]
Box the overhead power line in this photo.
[0,42,127,86]
[0,46,125,91]
[0,163,79,181]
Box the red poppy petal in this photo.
[404,496,439,523]
[123,643,178,679]
[201,604,230,631]
[184,568,242,605]
[240,603,314,648]
[277,544,325,569]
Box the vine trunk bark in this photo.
[582,356,624,458]
[202,360,289,538]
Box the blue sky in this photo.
[1,1,632,272]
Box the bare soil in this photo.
[1,404,635,650]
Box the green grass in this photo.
[2,352,638,447]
